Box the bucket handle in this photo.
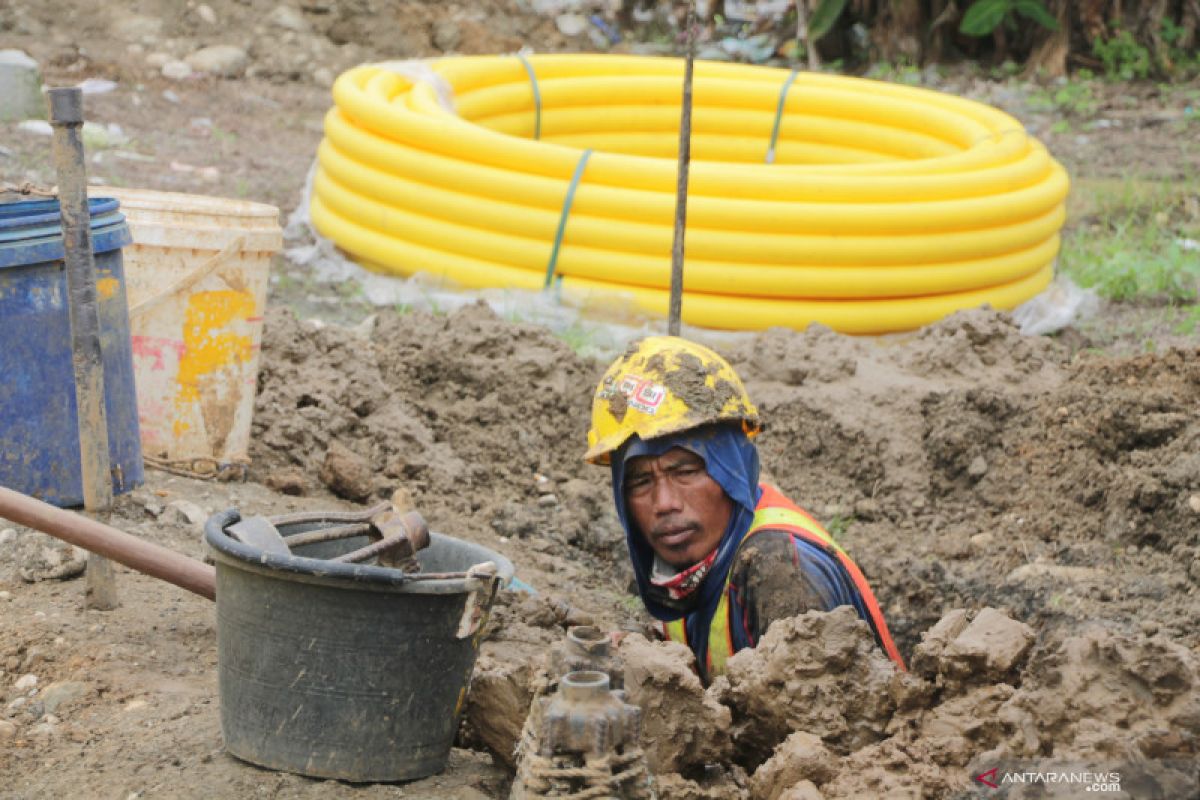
[129,233,247,319]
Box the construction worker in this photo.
[584,336,904,682]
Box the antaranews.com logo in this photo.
[969,759,1199,798]
[975,767,1122,793]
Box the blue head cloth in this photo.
[610,424,762,640]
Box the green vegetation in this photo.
[1028,69,1100,117]
[1160,18,1200,76]
[826,514,854,539]
[864,61,924,86]
[959,0,1058,37]
[1059,178,1200,303]
[1093,29,1153,81]
[1170,304,1200,335]
[808,0,849,43]
[554,321,601,355]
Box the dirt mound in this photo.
[721,310,1200,661]
[711,605,1199,799]
[251,304,626,563]
[4,0,565,86]
[481,601,1197,797]
[988,627,1200,763]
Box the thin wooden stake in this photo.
[668,0,697,337]
[47,86,119,610]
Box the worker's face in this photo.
[624,447,733,569]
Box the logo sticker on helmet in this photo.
[597,373,666,415]
[631,380,665,413]
[617,375,641,397]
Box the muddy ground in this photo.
[2,0,1200,798]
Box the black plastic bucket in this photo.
[204,509,513,782]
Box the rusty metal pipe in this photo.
[0,486,216,600]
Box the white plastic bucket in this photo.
[90,187,282,469]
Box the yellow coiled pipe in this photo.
[312,54,1069,333]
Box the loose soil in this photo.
[1,1,1199,798]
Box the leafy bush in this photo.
[1093,29,1152,80]
[959,0,1058,37]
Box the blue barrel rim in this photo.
[0,211,125,244]
[0,197,125,246]
[0,220,131,270]
[0,197,120,226]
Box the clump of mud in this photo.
[713,607,905,764]
[618,634,734,774]
[459,591,588,766]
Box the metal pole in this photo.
[47,86,119,610]
[0,487,216,601]
[668,0,697,337]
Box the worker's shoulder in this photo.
[735,525,843,568]
[733,527,804,564]
[731,528,837,612]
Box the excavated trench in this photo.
[243,302,1199,797]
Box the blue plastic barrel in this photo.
[0,197,144,506]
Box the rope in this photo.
[516,52,542,140]
[143,455,249,482]
[0,181,56,198]
[544,148,593,290]
[520,748,651,799]
[765,68,799,164]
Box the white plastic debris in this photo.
[16,120,52,136]
[1011,275,1100,336]
[77,78,117,95]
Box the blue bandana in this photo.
[611,424,762,664]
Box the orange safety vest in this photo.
[663,483,905,678]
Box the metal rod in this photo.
[282,522,372,548]
[0,487,216,601]
[332,534,416,565]
[47,86,119,610]
[267,501,390,528]
[668,0,697,337]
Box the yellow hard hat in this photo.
[583,336,762,465]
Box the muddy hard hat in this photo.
[583,336,762,465]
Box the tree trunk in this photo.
[869,0,923,63]
[1136,0,1172,70]
[1078,0,1109,44]
[925,0,959,63]
[1182,0,1200,51]
[1025,0,1071,78]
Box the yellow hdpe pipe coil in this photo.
[312,54,1069,334]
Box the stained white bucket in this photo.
[91,187,282,470]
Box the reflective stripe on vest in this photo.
[662,484,906,676]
